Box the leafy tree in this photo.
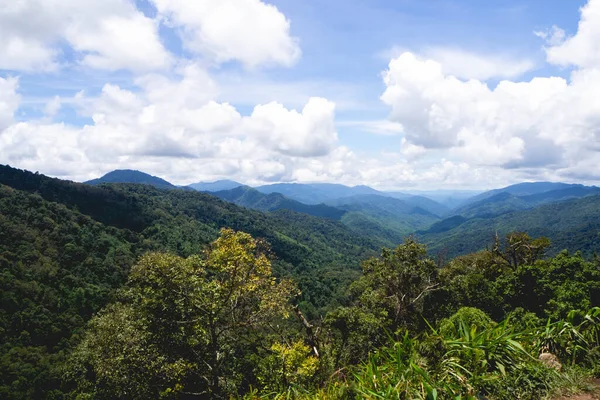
[71,229,298,398]
[357,237,439,330]
[257,340,318,392]
[492,232,551,269]
[324,238,439,369]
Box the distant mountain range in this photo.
[211,186,346,220]
[81,169,600,256]
[189,180,243,192]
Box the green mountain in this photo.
[452,186,600,219]
[462,182,579,207]
[0,164,387,397]
[379,192,450,216]
[189,179,243,192]
[255,182,380,204]
[255,183,449,216]
[212,186,346,219]
[325,194,441,245]
[419,194,600,258]
[395,189,482,209]
[85,169,177,189]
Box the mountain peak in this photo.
[85,170,175,189]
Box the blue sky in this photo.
[1,0,599,189]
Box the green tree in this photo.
[357,237,439,330]
[324,238,439,368]
[70,229,298,399]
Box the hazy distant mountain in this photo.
[212,186,345,220]
[382,192,450,216]
[255,183,449,216]
[462,182,577,206]
[255,183,379,204]
[85,170,176,189]
[452,185,600,219]
[327,194,442,244]
[190,180,243,192]
[396,190,483,209]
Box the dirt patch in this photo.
[553,394,598,400]
[552,379,600,400]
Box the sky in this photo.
[1,0,599,190]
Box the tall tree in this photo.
[70,229,297,399]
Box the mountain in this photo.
[418,195,600,258]
[213,188,442,247]
[211,186,346,219]
[255,182,449,216]
[452,185,600,219]
[462,182,578,206]
[189,179,243,192]
[0,164,386,396]
[326,194,442,245]
[255,183,380,204]
[398,189,483,209]
[382,192,450,216]
[85,169,176,189]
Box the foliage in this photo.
[2,164,600,399]
[70,229,298,398]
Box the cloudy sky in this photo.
[1,0,599,189]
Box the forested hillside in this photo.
[211,186,346,220]
[0,165,381,398]
[420,195,600,258]
[2,165,600,399]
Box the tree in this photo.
[325,238,439,367]
[492,232,551,269]
[70,229,298,399]
[357,237,439,329]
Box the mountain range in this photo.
[83,168,600,257]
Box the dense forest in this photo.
[1,165,599,399]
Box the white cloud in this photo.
[0,0,171,72]
[338,120,404,135]
[425,48,535,80]
[0,64,341,183]
[400,138,426,161]
[151,0,300,68]
[380,52,581,168]
[544,0,600,68]
[380,46,534,81]
[246,97,338,157]
[0,77,19,131]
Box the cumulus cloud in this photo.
[246,97,337,157]
[151,0,301,68]
[0,0,171,72]
[544,0,600,68]
[380,49,600,171]
[0,63,341,183]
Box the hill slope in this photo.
[256,183,449,216]
[0,164,385,397]
[462,182,580,206]
[452,186,600,219]
[419,195,600,258]
[325,194,441,245]
[212,186,346,220]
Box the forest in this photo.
[1,164,599,399]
